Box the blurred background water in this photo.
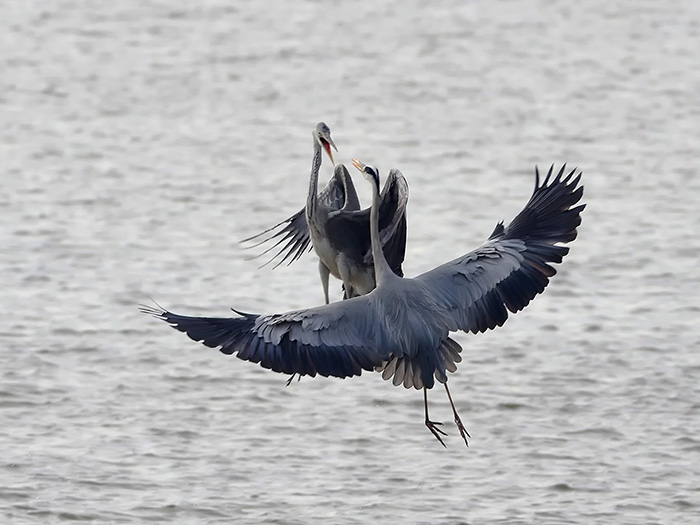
[1,0,699,523]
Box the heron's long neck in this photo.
[369,178,394,285]
[306,139,322,219]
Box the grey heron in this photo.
[242,122,409,304]
[142,163,584,447]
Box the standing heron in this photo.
[142,163,584,447]
[243,122,409,304]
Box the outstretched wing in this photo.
[140,295,391,379]
[415,165,585,335]
[241,167,361,268]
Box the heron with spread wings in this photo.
[142,163,584,447]
[242,122,409,304]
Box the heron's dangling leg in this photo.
[424,387,447,447]
[444,382,470,447]
[319,261,331,305]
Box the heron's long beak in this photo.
[322,138,337,165]
[351,158,366,172]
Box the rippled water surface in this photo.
[2,1,699,523]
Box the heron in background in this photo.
[243,122,409,304]
[142,163,584,447]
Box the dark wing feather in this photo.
[331,164,361,211]
[140,296,390,379]
[415,165,585,335]
[240,207,311,269]
[374,169,409,277]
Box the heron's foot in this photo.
[286,373,301,387]
[425,418,448,448]
[453,414,471,447]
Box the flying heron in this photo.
[142,163,584,447]
[242,122,409,304]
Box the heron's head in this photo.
[351,159,380,189]
[314,122,337,165]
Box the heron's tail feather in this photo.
[375,337,463,390]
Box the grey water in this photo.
[1,0,699,523]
